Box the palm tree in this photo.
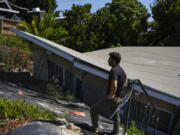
[18,12,68,44]
[18,12,68,79]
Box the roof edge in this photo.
[10,27,74,62]
[0,7,19,13]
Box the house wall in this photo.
[32,46,48,80]
[32,46,108,104]
[136,93,177,113]
[83,72,107,105]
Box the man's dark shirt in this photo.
[107,65,127,97]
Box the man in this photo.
[90,52,127,135]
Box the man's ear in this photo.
[112,59,116,65]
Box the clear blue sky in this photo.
[57,0,155,21]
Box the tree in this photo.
[59,0,149,52]
[106,0,149,46]
[90,7,120,49]
[10,0,57,12]
[149,0,180,46]
[61,4,95,52]
[18,12,68,44]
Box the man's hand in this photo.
[107,94,114,100]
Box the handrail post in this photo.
[127,79,159,135]
[123,96,132,135]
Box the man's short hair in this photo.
[109,52,121,64]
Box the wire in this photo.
[7,0,29,11]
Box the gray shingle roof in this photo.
[84,47,180,100]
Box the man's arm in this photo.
[107,80,118,99]
[123,77,128,89]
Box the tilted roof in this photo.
[10,28,180,105]
[84,47,180,103]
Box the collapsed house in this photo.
[10,27,180,135]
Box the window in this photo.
[65,70,74,93]
[75,77,83,102]
[150,109,173,134]
[48,60,55,80]
[47,60,84,101]
[64,70,84,102]
[55,65,63,85]
[48,61,63,86]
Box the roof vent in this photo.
[32,7,40,12]
[177,74,180,76]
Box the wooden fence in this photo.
[0,18,20,35]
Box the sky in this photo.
[57,0,155,21]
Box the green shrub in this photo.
[0,46,32,72]
[58,110,68,119]
[0,35,30,51]
[127,121,144,135]
[0,97,57,121]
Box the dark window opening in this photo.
[48,61,63,86]
[75,78,83,102]
[150,109,172,133]
[58,67,63,86]
[65,70,74,93]
[47,60,84,101]
[48,60,55,80]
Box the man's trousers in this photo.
[90,97,122,134]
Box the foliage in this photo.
[18,12,68,44]
[9,0,58,13]
[0,35,31,51]
[58,110,68,119]
[0,122,6,127]
[0,46,32,72]
[46,76,75,101]
[59,0,149,52]
[127,121,144,135]
[149,0,180,46]
[105,0,149,46]
[60,4,94,52]
[0,97,57,120]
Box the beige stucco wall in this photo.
[135,93,178,114]
[42,51,120,105]
[83,72,108,105]
[32,46,48,80]
[32,46,109,105]
[33,46,84,80]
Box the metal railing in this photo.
[123,79,159,135]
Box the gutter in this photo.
[73,62,108,80]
